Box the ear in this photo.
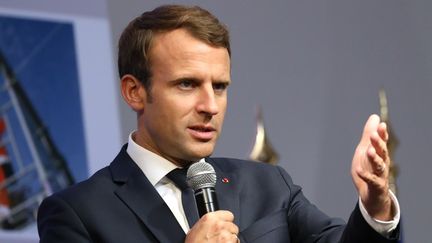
[120,74,147,111]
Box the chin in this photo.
[174,142,215,163]
[188,147,214,161]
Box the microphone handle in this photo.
[194,187,219,217]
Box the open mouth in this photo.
[188,125,216,140]
[190,126,215,132]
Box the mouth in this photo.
[187,125,216,141]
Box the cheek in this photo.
[216,112,226,127]
[156,98,195,124]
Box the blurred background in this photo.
[0,0,430,242]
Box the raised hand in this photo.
[351,114,394,220]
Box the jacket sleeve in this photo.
[340,203,400,242]
[276,166,400,243]
[37,194,92,243]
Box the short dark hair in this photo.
[118,4,230,92]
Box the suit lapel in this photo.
[208,158,241,227]
[109,146,185,243]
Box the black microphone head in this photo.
[186,161,217,191]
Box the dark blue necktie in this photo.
[166,168,199,228]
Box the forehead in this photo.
[150,28,226,54]
[148,29,230,78]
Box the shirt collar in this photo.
[126,131,205,186]
[127,132,177,186]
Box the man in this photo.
[38,5,400,243]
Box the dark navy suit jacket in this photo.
[38,145,400,242]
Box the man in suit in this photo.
[38,5,400,243]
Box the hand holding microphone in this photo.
[185,161,239,243]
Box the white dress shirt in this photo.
[127,132,201,233]
[126,132,400,236]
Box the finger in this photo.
[357,168,386,191]
[214,210,235,221]
[378,122,389,142]
[370,132,389,163]
[211,221,238,234]
[205,219,238,236]
[188,211,237,242]
[213,231,239,243]
[201,210,235,224]
[359,114,380,146]
[219,221,238,235]
[232,232,240,243]
[206,222,239,242]
[235,234,240,243]
[367,146,387,176]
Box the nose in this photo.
[196,85,219,116]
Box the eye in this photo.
[178,80,195,90]
[213,82,229,93]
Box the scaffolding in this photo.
[0,51,74,229]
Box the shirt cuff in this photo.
[358,190,400,237]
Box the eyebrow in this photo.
[170,77,231,84]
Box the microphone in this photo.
[186,161,219,217]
